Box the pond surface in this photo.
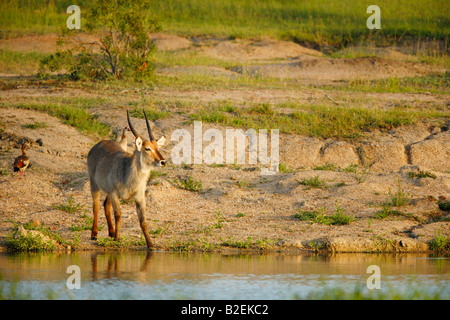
[0,251,448,299]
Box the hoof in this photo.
[91,236,97,240]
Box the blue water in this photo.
[0,252,448,299]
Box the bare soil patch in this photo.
[199,38,323,61]
[232,56,445,81]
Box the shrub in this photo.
[6,225,57,252]
[429,230,449,252]
[40,0,161,80]
[438,200,450,212]
[294,204,354,226]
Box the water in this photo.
[0,251,448,300]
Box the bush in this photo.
[429,230,449,252]
[294,204,354,226]
[6,225,57,252]
[40,0,160,80]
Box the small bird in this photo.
[118,127,130,151]
[13,144,31,179]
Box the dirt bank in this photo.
[0,106,448,253]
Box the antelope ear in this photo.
[157,136,166,148]
[135,137,143,151]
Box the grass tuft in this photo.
[173,174,203,192]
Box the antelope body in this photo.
[87,110,166,248]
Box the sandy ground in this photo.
[0,34,448,253]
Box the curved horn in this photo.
[143,109,156,141]
[127,110,141,139]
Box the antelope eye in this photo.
[145,147,152,151]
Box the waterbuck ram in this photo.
[87,110,166,248]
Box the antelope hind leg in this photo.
[103,195,115,238]
[110,193,122,242]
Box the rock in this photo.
[320,140,359,167]
[409,131,450,171]
[281,135,324,168]
[325,236,429,253]
[357,138,407,172]
[325,236,378,252]
[389,123,430,145]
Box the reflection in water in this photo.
[0,252,448,299]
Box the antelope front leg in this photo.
[136,199,154,249]
[91,190,100,240]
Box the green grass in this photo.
[299,175,328,189]
[0,50,45,74]
[97,236,146,248]
[346,73,450,95]
[190,101,449,140]
[52,195,83,214]
[2,102,111,137]
[69,215,102,232]
[375,204,403,219]
[330,203,354,225]
[220,236,253,249]
[294,203,354,226]
[408,169,437,179]
[1,1,448,50]
[313,163,337,171]
[128,105,170,122]
[152,0,449,48]
[212,210,225,229]
[294,208,329,224]
[0,1,79,36]
[23,121,47,129]
[303,283,449,300]
[429,230,449,251]
[278,163,294,173]
[389,179,412,207]
[173,174,203,192]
